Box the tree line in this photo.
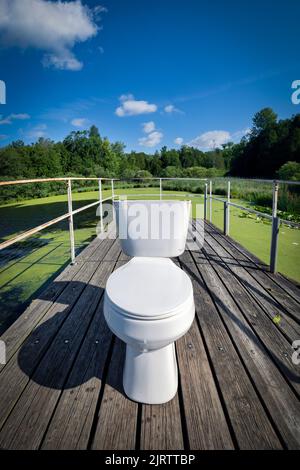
[0,108,299,186]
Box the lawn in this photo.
[0,187,299,331]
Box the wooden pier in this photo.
[0,221,299,450]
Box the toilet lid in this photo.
[105,257,193,320]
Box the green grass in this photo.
[0,187,299,330]
[210,198,300,282]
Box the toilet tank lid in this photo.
[106,257,193,318]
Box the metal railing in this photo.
[0,177,114,263]
[0,176,208,264]
[203,179,300,273]
[0,176,299,273]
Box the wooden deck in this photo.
[0,221,299,450]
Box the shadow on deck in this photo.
[0,221,299,450]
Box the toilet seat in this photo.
[105,257,193,321]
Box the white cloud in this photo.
[188,128,251,150]
[174,137,183,145]
[0,0,105,71]
[231,127,251,141]
[0,113,30,125]
[116,94,157,117]
[139,131,163,148]
[164,104,183,114]
[188,130,231,150]
[27,123,47,139]
[0,134,8,141]
[71,117,89,127]
[142,121,155,133]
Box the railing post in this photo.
[98,178,104,233]
[111,179,115,224]
[111,178,115,201]
[67,179,75,264]
[270,181,279,273]
[209,180,212,222]
[223,201,229,235]
[159,178,162,200]
[272,180,279,219]
[227,180,231,235]
[204,183,208,220]
[270,217,280,273]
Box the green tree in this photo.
[252,107,278,135]
[89,125,101,139]
[101,139,120,176]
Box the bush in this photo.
[277,161,300,181]
[163,166,183,178]
[134,170,152,178]
[182,166,208,178]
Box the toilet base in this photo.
[123,343,178,404]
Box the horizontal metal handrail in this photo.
[227,201,273,220]
[1,176,300,186]
[209,194,300,227]
[0,177,112,186]
[211,177,300,186]
[115,177,208,181]
[209,195,273,220]
[279,218,300,228]
[243,178,300,186]
[0,195,112,251]
[0,213,71,250]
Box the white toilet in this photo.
[104,200,195,404]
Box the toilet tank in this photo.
[114,199,191,257]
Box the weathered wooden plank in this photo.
[199,223,300,342]
[95,238,120,262]
[75,235,103,261]
[40,255,122,450]
[203,235,300,393]
[91,337,138,450]
[0,261,81,372]
[41,299,113,449]
[0,237,113,372]
[119,251,131,262]
[0,260,101,434]
[180,254,281,449]
[176,317,234,449]
[0,260,116,449]
[208,228,300,323]
[205,230,300,343]
[206,221,300,304]
[204,221,267,268]
[87,259,138,450]
[140,396,184,450]
[190,247,300,448]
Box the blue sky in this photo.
[0,0,299,152]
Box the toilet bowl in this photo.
[103,200,195,404]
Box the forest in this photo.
[0,108,299,201]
